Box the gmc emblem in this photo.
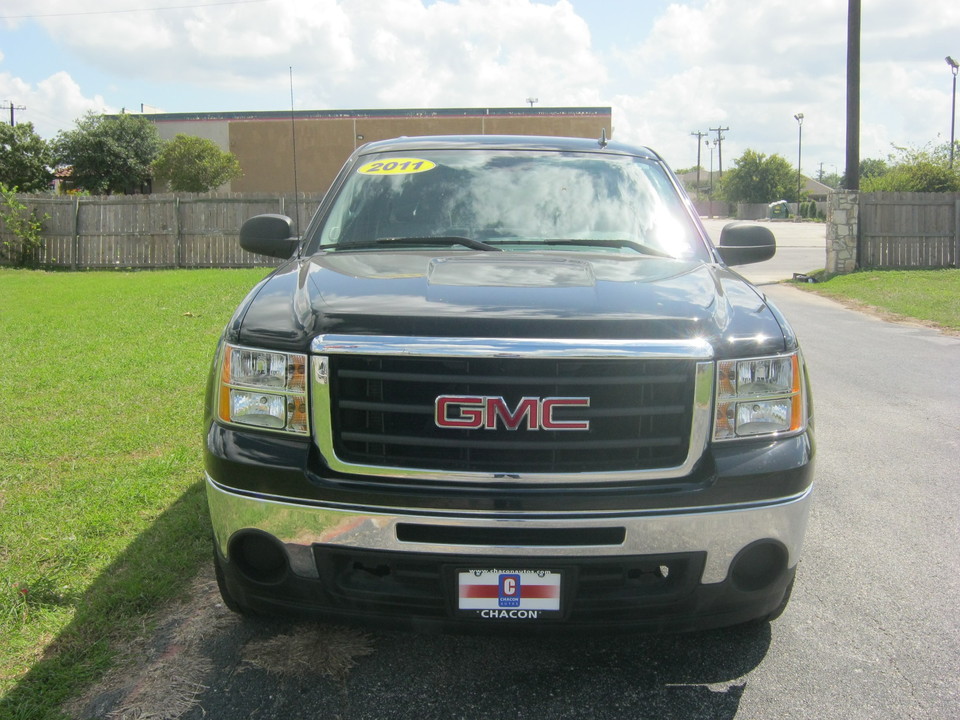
[435,396,591,431]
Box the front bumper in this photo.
[207,476,812,631]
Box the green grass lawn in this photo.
[0,268,268,719]
[797,268,960,331]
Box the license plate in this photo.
[458,569,562,619]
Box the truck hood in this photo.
[232,250,793,358]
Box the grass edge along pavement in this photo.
[792,268,960,333]
[0,268,267,720]
[1,266,955,719]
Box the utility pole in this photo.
[845,0,860,189]
[2,101,26,126]
[690,131,707,187]
[709,126,729,179]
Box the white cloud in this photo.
[27,0,603,110]
[0,67,112,139]
[608,0,957,170]
[0,0,956,171]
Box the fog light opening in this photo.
[230,531,289,584]
[730,541,788,592]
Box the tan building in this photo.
[143,107,613,194]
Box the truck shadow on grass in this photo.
[0,483,212,720]
[2,481,771,720]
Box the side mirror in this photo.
[239,214,299,259]
[716,221,776,266]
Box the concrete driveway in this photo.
[701,217,826,285]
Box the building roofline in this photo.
[138,106,612,123]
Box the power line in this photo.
[17,104,77,132]
[0,0,267,21]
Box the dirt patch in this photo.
[241,625,374,681]
[64,568,376,719]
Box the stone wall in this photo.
[826,191,859,274]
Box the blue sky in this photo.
[1,0,958,176]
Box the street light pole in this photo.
[690,130,707,187]
[794,113,804,218]
[947,57,959,168]
[708,141,715,218]
[708,141,714,192]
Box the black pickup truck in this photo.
[204,135,814,631]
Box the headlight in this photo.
[217,345,308,434]
[714,352,805,440]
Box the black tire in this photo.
[735,579,795,630]
[213,542,254,615]
[763,578,794,623]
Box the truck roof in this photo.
[355,134,661,161]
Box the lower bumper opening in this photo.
[216,541,796,632]
[318,546,707,621]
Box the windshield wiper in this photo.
[529,238,674,258]
[328,236,502,252]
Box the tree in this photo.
[152,134,242,192]
[0,182,47,266]
[819,171,842,189]
[719,149,796,203]
[859,157,888,181]
[54,112,163,194]
[860,143,960,192]
[0,122,53,193]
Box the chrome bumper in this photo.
[206,475,812,585]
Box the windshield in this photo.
[311,149,708,260]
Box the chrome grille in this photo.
[325,354,697,474]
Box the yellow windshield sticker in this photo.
[358,158,437,176]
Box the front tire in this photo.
[763,578,794,623]
[213,542,254,615]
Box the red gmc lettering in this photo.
[435,396,484,428]
[435,396,590,431]
[541,397,591,430]
[484,397,539,430]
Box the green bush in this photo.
[0,185,47,267]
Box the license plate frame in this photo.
[457,568,563,620]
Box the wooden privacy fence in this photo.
[0,193,324,269]
[859,192,960,269]
[4,191,959,271]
